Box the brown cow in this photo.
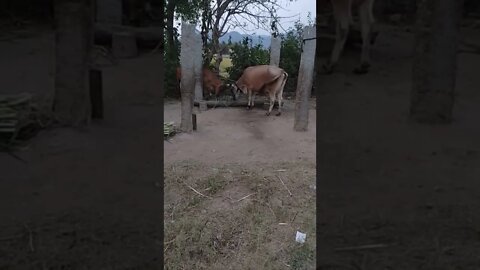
[324,0,376,74]
[176,67,234,99]
[232,65,288,116]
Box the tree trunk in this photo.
[212,28,222,72]
[214,52,223,73]
[165,0,176,54]
[201,0,213,65]
[53,0,93,127]
[409,0,462,124]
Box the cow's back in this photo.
[239,65,284,91]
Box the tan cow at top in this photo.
[232,65,288,116]
[324,0,376,74]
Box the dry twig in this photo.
[276,175,293,196]
[236,193,255,202]
[185,183,212,199]
[24,223,34,252]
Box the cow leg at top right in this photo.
[354,0,375,74]
[323,0,351,74]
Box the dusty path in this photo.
[164,100,316,165]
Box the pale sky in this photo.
[175,0,316,35]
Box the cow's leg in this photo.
[275,74,287,116]
[251,92,256,108]
[324,0,351,74]
[247,90,252,110]
[354,0,375,74]
[266,92,276,116]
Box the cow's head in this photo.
[228,83,246,101]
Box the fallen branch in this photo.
[94,23,162,42]
[194,100,281,108]
[334,243,389,252]
[0,234,22,241]
[458,40,480,54]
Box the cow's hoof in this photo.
[266,112,271,116]
[353,63,370,75]
[275,112,281,116]
[246,106,251,110]
[323,63,335,75]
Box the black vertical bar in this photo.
[90,68,103,119]
[192,114,197,131]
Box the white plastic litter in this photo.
[295,231,306,243]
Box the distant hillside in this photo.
[219,31,272,48]
[180,31,272,48]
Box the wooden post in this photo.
[112,32,138,58]
[269,36,281,67]
[89,69,103,119]
[199,100,208,111]
[53,0,93,126]
[194,32,204,101]
[179,23,195,132]
[294,26,316,131]
[192,114,197,131]
[409,0,461,123]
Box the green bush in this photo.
[279,21,304,92]
[226,21,306,93]
[226,37,269,81]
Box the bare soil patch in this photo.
[0,25,163,269]
[317,25,480,269]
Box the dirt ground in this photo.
[163,100,317,269]
[317,25,480,269]
[0,26,163,268]
[1,20,480,269]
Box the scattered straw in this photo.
[276,175,293,196]
[236,193,255,202]
[185,184,212,199]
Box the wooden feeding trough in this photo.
[316,22,379,56]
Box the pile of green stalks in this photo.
[0,93,53,151]
[164,122,176,138]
